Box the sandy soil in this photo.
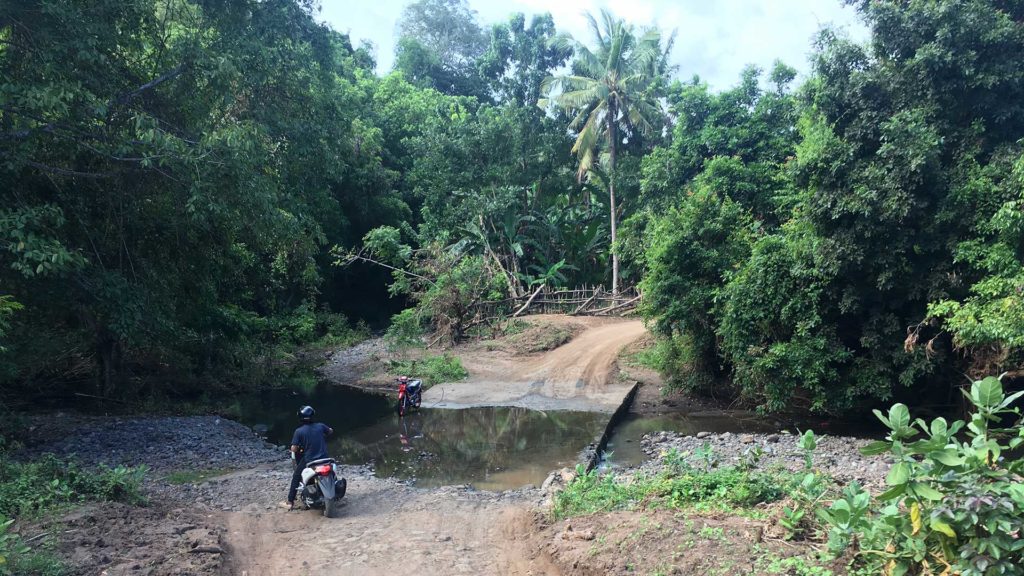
[425,316,647,412]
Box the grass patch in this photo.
[553,448,806,520]
[505,322,580,354]
[388,353,468,386]
[620,337,671,372]
[754,551,834,576]
[164,468,234,485]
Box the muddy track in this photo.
[425,317,647,412]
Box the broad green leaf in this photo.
[830,505,850,525]
[972,377,1003,408]
[930,519,956,538]
[873,408,891,428]
[860,441,891,456]
[888,404,910,431]
[877,484,906,501]
[800,429,816,451]
[999,389,1024,410]
[931,449,965,467]
[910,483,943,501]
[887,461,911,486]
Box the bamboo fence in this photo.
[473,285,642,318]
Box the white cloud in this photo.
[316,0,869,91]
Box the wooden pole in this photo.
[512,284,545,317]
[589,294,641,316]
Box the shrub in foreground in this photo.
[818,376,1024,575]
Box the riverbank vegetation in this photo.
[0,416,146,575]
[554,376,1024,575]
[2,0,1023,418]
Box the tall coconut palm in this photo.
[539,10,669,294]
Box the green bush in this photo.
[817,376,1024,575]
[388,353,468,386]
[640,188,756,395]
[0,455,146,518]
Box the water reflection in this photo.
[338,406,607,490]
[234,383,607,490]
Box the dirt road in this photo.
[425,317,647,412]
[220,466,555,576]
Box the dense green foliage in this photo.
[639,0,1024,412]
[0,0,592,400]
[819,377,1024,575]
[0,0,393,399]
[2,0,1023,414]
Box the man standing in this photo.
[283,405,333,510]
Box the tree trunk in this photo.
[608,111,619,295]
[96,331,123,397]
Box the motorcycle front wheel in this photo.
[325,497,340,518]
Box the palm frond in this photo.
[584,12,606,51]
[572,45,605,80]
[556,86,603,110]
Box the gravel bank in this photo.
[636,430,891,489]
[32,414,287,473]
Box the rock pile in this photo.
[34,414,287,472]
[637,430,891,489]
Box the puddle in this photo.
[234,383,607,490]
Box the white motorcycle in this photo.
[297,457,347,517]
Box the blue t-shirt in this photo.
[291,422,331,462]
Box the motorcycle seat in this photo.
[407,379,423,391]
[305,457,336,468]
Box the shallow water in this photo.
[234,383,607,490]
[602,412,778,468]
[232,382,881,490]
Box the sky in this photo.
[316,0,869,91]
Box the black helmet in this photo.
[298,405,315,422]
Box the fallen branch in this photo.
[23,532,51,544]
[571,289,601,315]
[341,252,435,285]
[512,284,545,317]
[73,392,129,404]
[589,294,641,316]
[24,160,111,179]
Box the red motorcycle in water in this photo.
[395,376,422,417]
